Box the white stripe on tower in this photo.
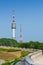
[12,29,16,39]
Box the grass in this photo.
[0,51,21,61]
[0,48,31,65]
[0,52,16,61]
[21,51,31,58]
[2,62,11,65]
[0,48,21,63]
[0,48,21,52]
[10,51,31,65]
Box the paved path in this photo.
[16,60,25,65]
[32,55,43,64]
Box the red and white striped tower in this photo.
[20,24,22,43]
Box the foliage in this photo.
[0,38,43,50]
[0,38,18,47]
[21,51,30,57]
[2,62,11,65]
[19,41,43,50]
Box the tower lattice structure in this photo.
[20,24,22,43]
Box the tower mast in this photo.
[20,24,22,43]
[11,12,16,39]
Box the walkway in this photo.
[32,55,43,64]
[16,60,25,65]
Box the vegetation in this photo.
[0,48,21,61]
[0,52,16,61]
[19,41,43,50]
[10,51,30,65]
[1,50,30,65]
[21,51,31,58]
[0,38,18,47]
[2,62,11,65]
[0,48,21,52]
[0,38,43,65]
[0,38,43,50]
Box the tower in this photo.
[11,14,16,39]
[20,24,22,43]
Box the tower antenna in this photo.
[20,24,22,43]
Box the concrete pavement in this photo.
[15,60,25,65]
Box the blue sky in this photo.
[0,0,43,42]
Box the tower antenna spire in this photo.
[12,10,15,22]
[20,24,22,43]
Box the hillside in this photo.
[0,38,18,47]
